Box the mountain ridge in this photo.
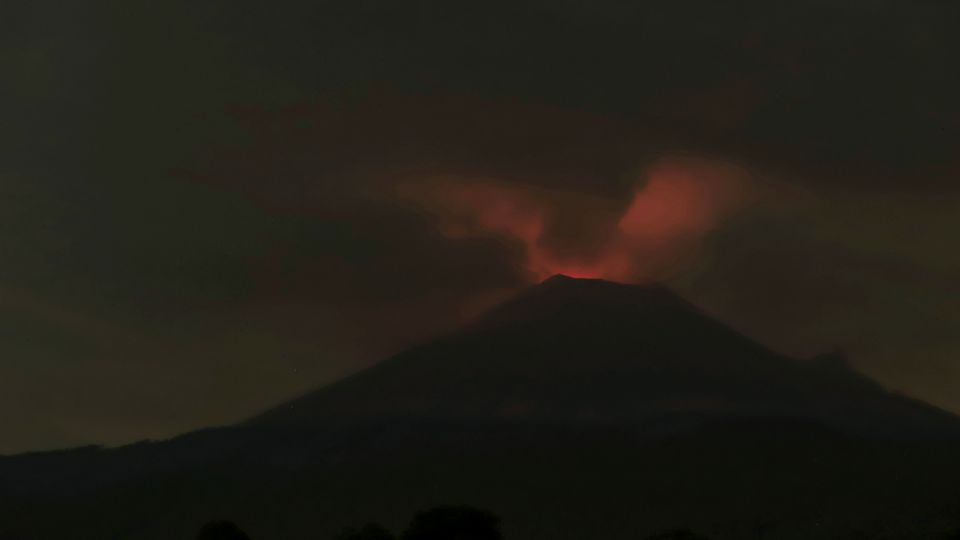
[4,276,960,539]
[247,276,960,439]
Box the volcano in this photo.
[250,275,959,438]
[2,277,960,540]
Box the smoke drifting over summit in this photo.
[403,157,753,283]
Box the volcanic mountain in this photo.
[3,276,960,540]
[249,275,959,438]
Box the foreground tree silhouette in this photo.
[401,506,502,540]
[645,529,710,540]
[336,523,396,540]
[196,520,251,540]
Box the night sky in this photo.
[2,0,958,454]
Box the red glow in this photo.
[619,158,748,242]
[402,157,751,283]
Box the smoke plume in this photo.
[401,156,754,283]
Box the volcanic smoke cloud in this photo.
[402,156,754,284]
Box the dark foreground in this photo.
[3,423,960,539]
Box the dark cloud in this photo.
[1,0,958,453]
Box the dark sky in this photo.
[2,0,958,454]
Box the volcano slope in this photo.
[2,276,960,539]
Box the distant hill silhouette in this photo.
[2,276,960,539]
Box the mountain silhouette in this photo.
[249,275,959,438]
[2,276,960,540]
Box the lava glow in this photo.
[402,157,752,283]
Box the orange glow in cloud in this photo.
[402,157,752,283]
